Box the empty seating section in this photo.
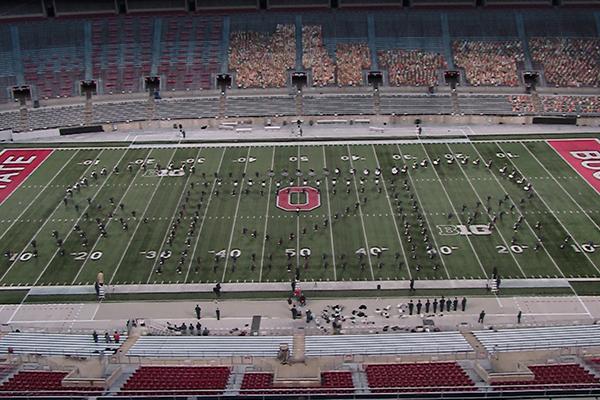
[0,111,19,131]
[380,95,452,115]
[91,17,153,94]
[459,95,514,114]
[305,332,473,356]
[493,364,600,391]
[453,40,524,86]
[119,366,230,396]
[226,95,295,116]
[509,95,535,113]
[0,1,44,17]
[155,97,220,119]
[304,94,372,115]
[474,325,600,353]
[92,101,148,123]
[229,24,296,88]
[159,16,222,91]
[127,0,187,11]
[54,0,117,15]
[379,49,446,86]
[241,371,354,395]
[366,362,476,393]
[20,21,85,99]
[529,38,600,88]
[0,332,125,357]
[540,96,600,115]
[0,371,102,397]
[127,336,294,357]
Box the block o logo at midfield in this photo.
[276,186,321,212]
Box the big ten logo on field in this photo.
[276,186,321,212]
[0,149,53,204]
[548,139,600,194]
[437,224,492,236]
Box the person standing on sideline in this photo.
[461,297,467,312]
[478,310,486,323]
[409,278,415,291]
[453,297,458,311]
[433,298,438,313]
[408,300,414,315]
[416,300,422,314]
[425,299,430,314]
[216,307,221,321]
[440,296,446,312]
[517,310,522,324]
[195,304,201,319]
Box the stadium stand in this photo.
[529,38,600,88]
[0,371,103,397]
[459,95,515,115]
[0,332,125,357]
[127,336,294,357]
[268,0,330,8]
[492,364,600,391]
[54,0,117,15]
[378,49,446,87]
[365,362,476,393]
[303,94,373,115]
[196,0,258,9]
[304,332,473,356]
[540,95,600,115]
[154,97,220,119]
[126,0,187,12]
[452,40,524,86]
[119,366,230,396]
[240,371,354,395]
[509,94,535,114]
[335,43,370,86]
[225,95,296,117]
[229,23,296,88]
[473,325,600,353]
[0,1,44,18]
[380,94,452,115]
[303,25,336,87]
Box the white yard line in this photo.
[0,150,80,241]
[321,147,337,280]
[525,143,600,232]
[371,144,412,279]
[258,147,276,282]
[108,148,179,285]
[221,147,252,282]
[0,149,107,283]
[459,141,568,279]
[184,148,227,282]
[495,142,600,275]
[415,141,489,279]
[146,148,203,283]
[71,149,154,284]
[346,145,374,280]
[7,149,128,324]
[444,143,527,277]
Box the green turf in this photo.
[0,139,598,290]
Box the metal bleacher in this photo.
[304,94,373,115]
[380,94,452,115]
[127,336,294,358]
[458,95,515,115]
[225,95,296,117]
[0,332,126,357]
[473,324,600,353]
[305,332,473,356]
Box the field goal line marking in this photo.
[457,138,569,281]
[145,147,203,283]
[108,148,179,285]
[346,144,375,280]
[369,145,412,279]
[7,148,128,324]
[72,148,155,284]
[184,148,227,283]
[258,147,276,282]
[415,140,489,280]
[0,150,80,242]
[221,147,252,283]
[0,148,107,284]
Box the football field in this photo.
[0,138,598,288]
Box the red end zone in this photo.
[548,139,600,194]
[0,149,53,204]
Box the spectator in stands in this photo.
[509,95,535,113]
[114,331,120,344]
[478,310,486,324]
[529,38,600,88]
[453,40,524,86]
[195,304,201,319]
[302,25,335,87]
[92,330,98,343]
[104,332,111,343]
[336,43,371,86]
[540,95,600,114]
[378,49,446,87]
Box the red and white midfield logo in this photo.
[276,186,321,212]
[0,149,53,204]
[548,139,600,195]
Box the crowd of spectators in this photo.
[228,24,296,88]
[335,43,371,86]
[378,49,446,87]
[540,95,600,114]
[302,25,336,87]
[509,95,535,113]
[453,40,524,86]
[529,38,600,88]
